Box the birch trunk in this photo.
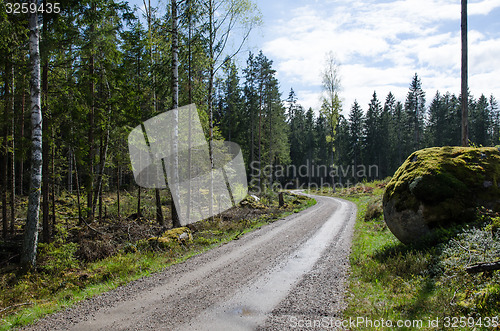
[22,3,42,270]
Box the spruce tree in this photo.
[348,100,364,182]
[405,73,426,151]
[363,91,382,178]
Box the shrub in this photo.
[364,197,383,221]
[38,240,80,275]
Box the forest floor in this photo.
[0,189,315,330]
[310,180,500,331]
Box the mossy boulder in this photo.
[383,146,500,245]
[145,227,193,249]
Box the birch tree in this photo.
[320,52,341,189]
[21,0,42,270]
[206,0,260,211]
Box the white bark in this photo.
[22,2,42,270]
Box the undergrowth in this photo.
[0,192,315,330]
[310,179,500,330]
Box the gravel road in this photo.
[22,194,357,331]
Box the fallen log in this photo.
[466,260,500,274]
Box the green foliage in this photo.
[0,193,315,329]
[38,241,80,275]
[364,197,383,222]
[344,183,500,330]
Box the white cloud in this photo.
[260,0,500,112]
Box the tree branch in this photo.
[466,260,500,274]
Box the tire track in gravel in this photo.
[22,194,356,331]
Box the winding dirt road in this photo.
[23,194,356,331]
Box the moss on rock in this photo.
[383,146,500,244]
[142,227,193,250]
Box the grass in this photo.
[0,191,316,330]
[310,179,500,330]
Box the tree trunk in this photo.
[466,260,500,274]
[117,166,120,219]
[155,189,164,226]
[461,0,468,147]
[42,56,50,243]
[51,135,56,235]
[186,0,193,221]
[171,0,181,227]
[91,80,111,221]
[73,151,83,225]
[258,78,263,191]
[10,63,15,235]
[269,103,273,186]
[18,77,26,196]
[208,0,215,218]
[136,186,141,218]
[2,62,8,240]
[87,14,96,222]
[21,3,42,270]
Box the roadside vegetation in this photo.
[310,180,500,330]
[0,190,315,330]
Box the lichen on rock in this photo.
[383,146,500,245]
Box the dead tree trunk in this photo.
[466,261,500,274]
[461,0,468,147]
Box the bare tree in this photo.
[206,0,260,214]
[21,1,42,270]
[461,0,468,146]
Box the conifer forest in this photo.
[0,0,499,268]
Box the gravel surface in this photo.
[21,194,356,331]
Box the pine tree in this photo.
[314,113,330,173]
[390,101,406,169]
[379,94,391,178]
[334,115,350,184]
[470,94,489,146]
[243,52,259,170]
[218,57,243,143]
[288,98,306,169]
[347,100,364,182]
[363,91,382,178]
[305,108,315,184]
[405,73,426,151]
[489,95,499,145]
[447,93,462,146]
[427,91,447,146]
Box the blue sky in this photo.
[130,0,500,115]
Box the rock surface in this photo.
[383,146,500,245]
